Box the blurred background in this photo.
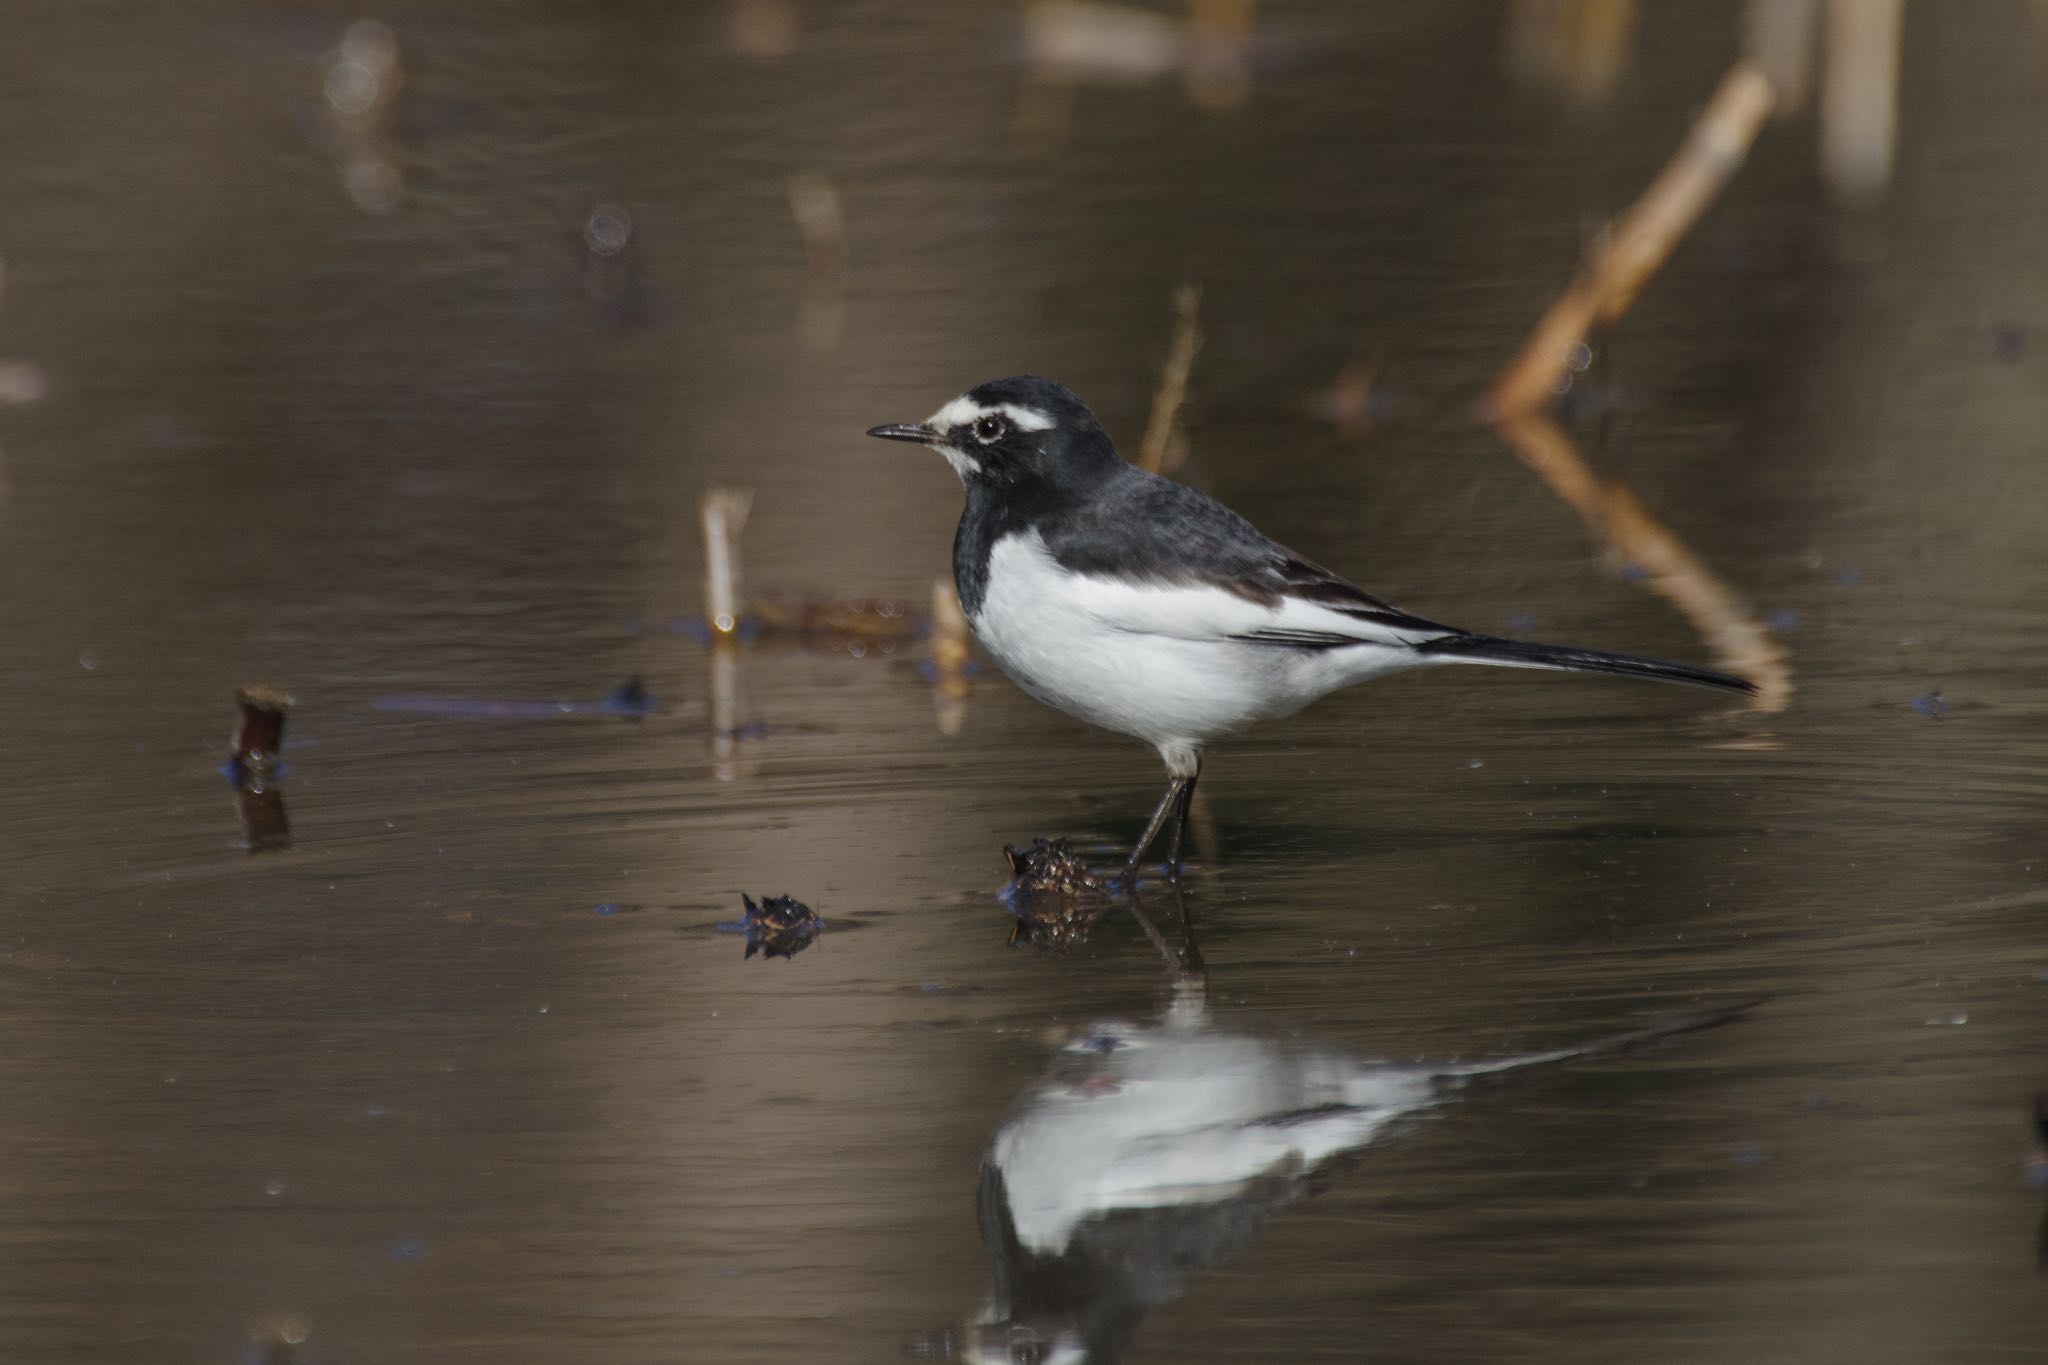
[1,2,2045,1361]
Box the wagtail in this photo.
[869,375,1755,885]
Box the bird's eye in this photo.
[972,415,1007,443]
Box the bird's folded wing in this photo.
[1066,571,1450,650]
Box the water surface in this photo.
[1,4,2045,1361]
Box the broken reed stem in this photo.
[1743,0,1818,114]
[700,487,753,636]
[1138,283,1203,474]
[229,684,293,851]
[1495,414,1791,712]
[231,684,292,777]
[1819,0,1903,203]
[788,172,847,348]
[1487,63,1774,419]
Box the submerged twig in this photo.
[1486,62,1774,419]
[747,593,917,641]
[1137,283,1203,474]
[1495,413,1791,712]
[930,578,972,736]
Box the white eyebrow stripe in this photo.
[925,396,1056,433]
[996,402,1055,431]
[927,395,987,429]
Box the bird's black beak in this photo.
[866,422,939,445]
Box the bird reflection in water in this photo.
[934,898,1750,1364]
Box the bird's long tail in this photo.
[1416,632,1756,695]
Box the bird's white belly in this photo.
[974,599,1263,746]
[970,534,1414,751]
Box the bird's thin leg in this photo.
[1163,873,1204,977]
[1122,887,1181,975]
[1118,774,1191,889]
[1163,763,1201,880]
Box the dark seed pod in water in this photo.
[1003,837,1109,898]
[740,893,822,961]
[1003,838,1112,952]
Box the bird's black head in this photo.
[867,375,1122,488]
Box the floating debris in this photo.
[1005,838,1110,898]
[372,677,655,719]
[680,488,928,647]
[731,893,823,960]
[1909,690,1951,721]
[1002,839,1113,951]
[1315,348,1391,440]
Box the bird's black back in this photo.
[955,452,1443,636]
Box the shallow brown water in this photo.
[2,4,2046,1362]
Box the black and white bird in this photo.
[946,989,1755,1364]
[869,375,1755,884]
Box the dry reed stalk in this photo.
[700,488,753,636]
[1495,414,1791,712]
[1486,63,1774,420]
[1138,284,1203,474]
